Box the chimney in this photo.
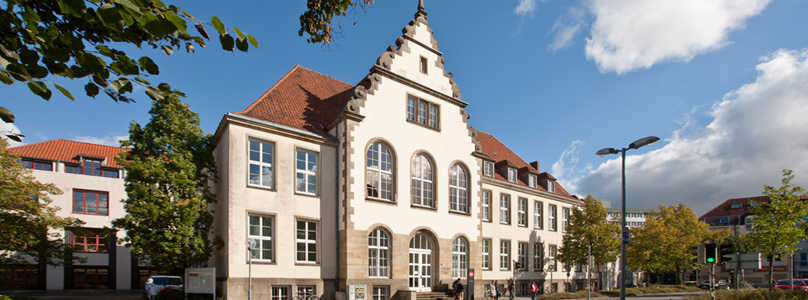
[530,161,539,172]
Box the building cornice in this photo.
[214,113,339,147]
[370,66,468,108]
[481,176,580,205]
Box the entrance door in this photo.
[408,233,433,291]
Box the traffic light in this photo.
[514,261,520,270]
[719,243,733,263]
[705,243,717,264]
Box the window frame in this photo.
[295,219,318,264]
[549,244,558,271]
[452,237,468,279]
[528,174,537,188]
[406,95,440,130]
[549,204,557,231]
[295,149,319,196]
[562,207,570,232]
[534,201,543,229]
[547,179,555,193]
[518,242,528,271]
[419,56,428,74]
[507,167,517,183]
[20,159,53,171]
[499,240,511,270]
[449,163,469,213]
[499,194,511,225]
[533,242,544,271]
[248,139,275,189]
[72,190,109,216]
[372,286,389,300]
[248,214,275,262]
[272,286,290,300]
[411,153,435,208]
[482,238,491,270]
[482,190,492,222]
[368,228,391,278]
[366,142,395,201]
[517,197,528,227]
[71,228,108,253]
[483,161,495,177]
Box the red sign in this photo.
[755,266,787,272]
[468,270,474,278]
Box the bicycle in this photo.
[292,290,321,300]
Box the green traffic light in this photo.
[706,257,715,263]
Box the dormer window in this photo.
[419,56,428,74]
[528,174,537,188]
[483,161,494,177]
[730,203,743,209]
[547,179,555,193]
[507,168,517,183]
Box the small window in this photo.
[562,207,570,232]
[272,286,290,300]
[534,201,543,229]
[482,238,491,270]
[295,150,318,195]
[20,159,52,171]
[71,228,107,252]
[517,198,527,226]
[533,242,544,271]
[548,204,557,231]
[296,220,317,263]
[507,168,517,183]
[82,158,102,176]
[482,190,492,221]
[500,194,511,224]
[419,56,428,74]
[249,215,274,262]
[483,161,494,177]
[73,190,109,215]
[65,165,82,174]
[500,240,511,270]
[372,286,389,300]
[730,203,743,209]
[406,96,440,130]
[528,174,537,188]
[249,140,274,189]
[547,179,555,193]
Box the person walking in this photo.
[453,278,465,300]
[508,281,514,300]
[489,280,500,300]
[144,278,157,300]
[529,281,538,300]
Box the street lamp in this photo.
[596,136,659,300]
[247,238,257,300]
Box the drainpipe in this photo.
[335,124,342,294]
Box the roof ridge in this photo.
[10,138,126,150]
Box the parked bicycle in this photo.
[292,290,321,300]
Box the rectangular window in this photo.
[21,159,52,171]
[562,207,570,232]
[547,179,555,193]
[373,286,389,300]
[296,286,316,299]
[295,150,318,195]
[507,168,517,183]
[0,265,38,290]
[549,204,557,231]
[482,239,491,270]
[272,286,290,300]
[248,215,274,261]
[82,159,102,176]
[406,96,440,130]
[73,190,109,215]
[65,165,82,174]
[549,244,557,271]
[249,140,274,188]
[499,194,510,224]
[419,56,428,74]
[483,161,494,177]
[72,228,107,253]
[72,266,109,289]
[533,242,543,271]
[518,242,527,271]
[518,198,527,226]
[482,190,491,221]
[500,240,510,270]
[528,174,536,188]
[296,220,317,263]
[534,201,543,229]
[102,169,119,178]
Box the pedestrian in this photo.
[454,278,465,300]
[144,278,157,300]
[508,281,514,300]
[489,280,500,300]
[529,281,538,300]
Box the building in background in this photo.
[600,201,649,289]
[4,140,148,291]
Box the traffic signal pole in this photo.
[710,263,715,300]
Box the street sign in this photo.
[622,232,629,244]
[725,253,761,270]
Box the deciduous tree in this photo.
[557,196,620,284]
[0,138,83,268]
[744,169,808,293]
[112,87,219,274]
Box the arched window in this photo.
[449,163,468,213]
[411,153,434,207]
[367,142,394,201]
[368,228,390,278]
[452,237,468,279]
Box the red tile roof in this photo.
[235,65,355,136]
[8,139,127,168]
[476,131,575,199]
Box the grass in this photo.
[599,285,703,296]
[686,288,808,300]
[537,290,603,300]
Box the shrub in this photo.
[538,290,602,300]
[687,288,808,300]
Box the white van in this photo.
[149,275,184,292]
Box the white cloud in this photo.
[515,0,538,17]
[584,0,771,74]
[74,135,129,147]
[567,49,808,215]
[0,122,23,147]
[548,7,587,51]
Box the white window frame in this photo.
[452,237,468,279]
[533,242,543,271]
[296,220,317,263]
[483,161,495,177]
[500,240,511,270]
[549,244,558,271]
[295,150,318,195]
[449,164,468,213]
[272,286,290,300]
[411,154,434,207]
[248,140,274,189]
[547,179,555,193]
[367,142,394,201]
[482,190,491,221]
[528,174,537,188]
[517,197,527,226]
[507,167,517,183]
[562,207,570,232]
[368,228,390,278]
[549,204,557,231]
[534,201,543,229]
[518,242,528,271]
[500,194,510,224]
[482,238,491,270]
[248,215,274,262]
[372,286,389,300]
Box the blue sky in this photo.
[4,0,808,215]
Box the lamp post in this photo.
[247,238,257,300]
[596,136,659,300]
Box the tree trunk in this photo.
[768,255,775,295]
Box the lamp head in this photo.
[628,136,660,149]
[595,148,618,157]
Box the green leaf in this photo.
[0,71,13,84]
[163,11,187,34]
[97,45,114,57]
[85,83,100,98]
[110,56,139,75]
[79,53,106,73]
[0,44,20,61]
[0,106,15,123]
[234,27,246,40]
[98,4,124,28]
[27,81,52,100]
[157,83,171,91]
[53,84,75,100]
[134,77,151,85]
[28,64,49,79]
[145,87,165,100]
[138,57,159,75]
[211,16,226,35]
[112,0,140,12]
[248,34,259,49]
[58,0,87,17]
[235,37,248,52]
[219,33,234,52]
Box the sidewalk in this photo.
[2,290,143,300]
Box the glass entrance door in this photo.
[408,233,433,291]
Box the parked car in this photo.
[698,279,729,289]
[684,281,698,287]
[148,275,184,292]
[775,279,808,291]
